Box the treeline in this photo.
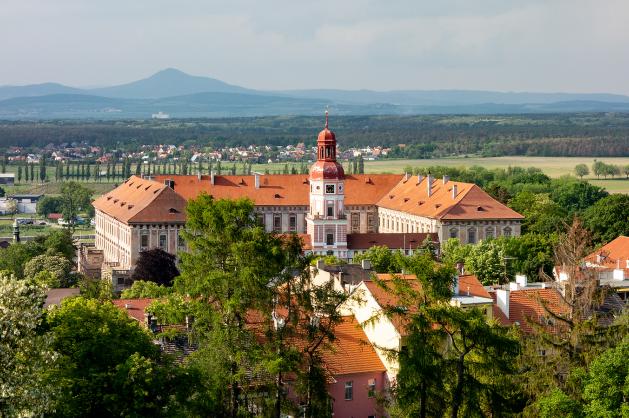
[1,113,629,157]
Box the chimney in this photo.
[426,174,434,196]
[453,274,459,295]
[197,170,202,180]
[515,274,527,288]
[443,175,449,185]
[361,259,372,270]
[496,289,510,319]
[417,174,424,184]
[613,267,625,281]
[509,281,519,291]
[626,259,629,269]
[254,172,260,189]
[452,184,458,199]
[404,172,410,182]
[210,171,215,185]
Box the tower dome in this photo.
[310,111,344,180]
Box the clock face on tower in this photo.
[325,184,335,194]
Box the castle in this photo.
[87,114,523,283]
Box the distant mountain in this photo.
[2,68,629,119]
[89,68,254,99]
[0,82,84,101]
[278,89,629,106]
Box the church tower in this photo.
[306,111,348,257]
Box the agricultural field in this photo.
[252,156,629,193]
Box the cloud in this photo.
[0,0,627,93]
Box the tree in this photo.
[24,254,73,288]
[39,153,47,181]
[0,275,57,416]
[29,163,34,182]
[37,195,63,216]
[45,297,178,417]
[623,164,629,179]
[120,280,172,298]
[17,164,22,182]
[177,196,289,417]
[509,191,568,235]
[549,178,607,214]
[59,182,92,231]
[131,248,180,286]
[33,229,77,263]
[582,339,629,416]
[353,245,404,273]
[358,155,365,174]
[574,163,589,179]
[536,389,582,418]
[583,194,629,244]
[464,239,507,285]
[592,160,605,179]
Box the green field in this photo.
[252,157,629,193]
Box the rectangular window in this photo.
[367,213,375,231]
[344,381,353,401]
[326,233,334,246]
[257,213,265,227]
[140,232,149,250]
[468,229,476,244]
[325,184,335,194]
[177,232,185,249]
[273,214,281,232]
[368,378,376,398]
[351,213,360,232]
[327,203,334,218]
[159,233,167,251]
[289,214,296,231]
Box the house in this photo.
[9,194,43,214]
[554,236,629,303]
[0,173,15,186]
[112,298,386,417]
[334,265,493,381]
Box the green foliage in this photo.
[33,228,77,263]
[463,239,507,285]
[536,389,583,418]
[46,297,165,416]
[24,254,73,288]
[0,274,57,416]
[502,234,556,280]
[582,339,629,417]
[510,191,568,234]
[583,194,629,244]
[353,245,404,273]
[310,254,346,266]
[36,195,63,216]
[549,178,608,214]
[59,181,92,230]
[574,163,589,178]
[78,276,114,300]
[121,280,173,298]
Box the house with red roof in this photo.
[554,236,629,303]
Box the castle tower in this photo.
[306,111,348,257]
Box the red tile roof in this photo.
[457,274,491,298]
[377,176,523,220]
[347,232,439,250]
[152,174,402,206]
[490,288,569,334]
[93,176,187,224]
[112,298,154,324]
[585,236,629,272]
[321,316,386,376]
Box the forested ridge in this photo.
[1,113,628,157]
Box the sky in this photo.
[1,0,628,93]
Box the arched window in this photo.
[503,226,512,238]
[485,227,494,240]
[449,228,458,239]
